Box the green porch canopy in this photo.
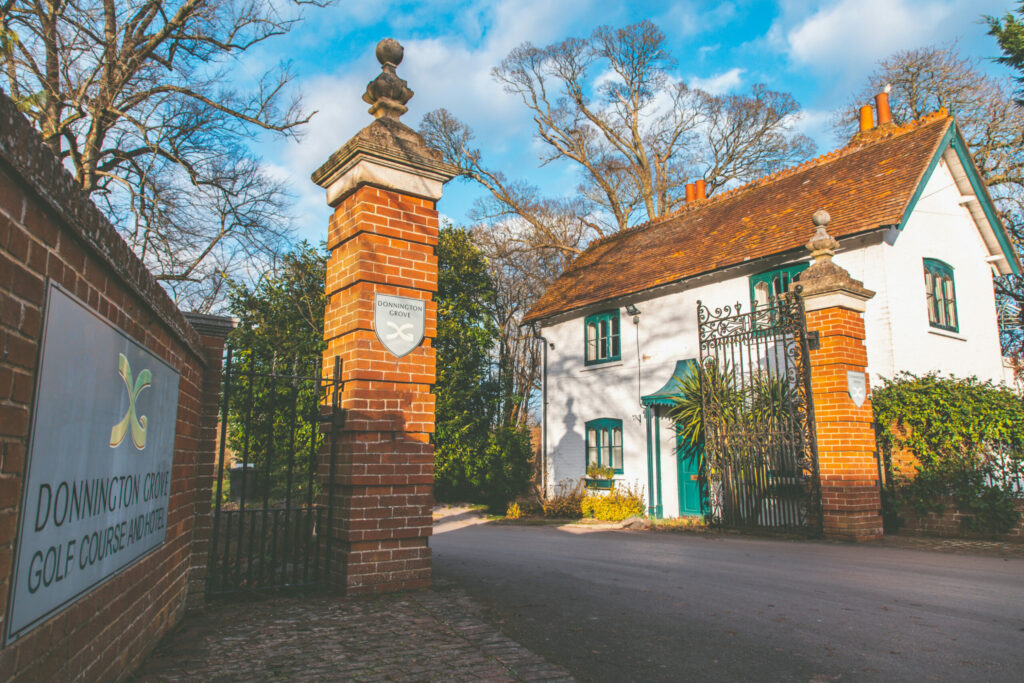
[641,359,698,406]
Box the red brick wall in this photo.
[806,305,883,541]
[322,185,437,595]
[184,326,230,606]
[896,498,1024,539]
[0,95,224,680]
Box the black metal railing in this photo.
[207,349,342,596]
[696,290,822,533]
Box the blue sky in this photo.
[249,0,1015,243]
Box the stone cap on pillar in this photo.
[183,311,236,339]
[311,39,459,206]
[799,209,876,312]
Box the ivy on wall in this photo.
[873,373,1024,535]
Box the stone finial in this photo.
[362,38,414,120]
[799,209,875,306]
[806,209,839,264]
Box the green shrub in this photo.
[433,227,535,512]
[542,480,585,518]
[437,424,534,512]
[874,372,1024,535]
[479,425,534,511]
[581,482,646,521]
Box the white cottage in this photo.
[523,106,1021,519]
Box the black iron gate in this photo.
[696,290,822,534]
[207,348,342,596]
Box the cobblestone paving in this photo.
[132,584,573,682]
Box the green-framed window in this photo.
[749,263,809,308]
[585,418,623,473]
[584,310,621,365]
[923,258,958,332]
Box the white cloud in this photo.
[696,44,720,62]
[786,0,951,73]
[690,67,744,95]
[754,0,1011,104]
[779,0,1010,74]
[656,1,737,38]
[786,107,837,151]
[271,0,596,240]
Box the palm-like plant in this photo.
[669,359,806,526]
[667,363,705,449]
[668,358,745,448]
[749,369,799,454]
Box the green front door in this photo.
[676,432,704,516]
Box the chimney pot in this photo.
[685,183,696,203]
[695,179,706,201]
[858,105,874,132]
[874,91,892,126]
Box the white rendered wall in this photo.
[874,159,1003,383]
[540,157,1007,513]
[828,160,1004,384]
[541,273,749,512]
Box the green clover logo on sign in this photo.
[110,353,152,450]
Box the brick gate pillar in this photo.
[181,312,235,607]
[312,39,457,594]
[800,210,883,542]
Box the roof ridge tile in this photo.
[644,109,952,227]
[582,111,951,254]
[525,109,954,323]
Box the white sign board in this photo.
[5,282,180,643]
[847,370,867,408]
[373,293,425,358]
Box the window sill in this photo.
[928,327,966,342]
[581,360,623,372]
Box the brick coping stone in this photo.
[130,586,574,682]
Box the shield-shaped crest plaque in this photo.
[847,370,867,408]
[374,293,425,358]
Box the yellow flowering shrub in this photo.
[581,482,646,521]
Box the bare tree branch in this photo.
[1,0,330,310]
[423,21,814,261]
[421,21,817,422]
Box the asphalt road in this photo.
[431,524,1024,682]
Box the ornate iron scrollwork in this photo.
[695,290,821,534]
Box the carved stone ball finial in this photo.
[376,38,404,66]
[806,209,839,264]
[799,210,876,303]
[363,38,414,120]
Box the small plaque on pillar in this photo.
[847,370,867,407]
[374,293,425,357]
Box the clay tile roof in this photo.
[524,113,954,324]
